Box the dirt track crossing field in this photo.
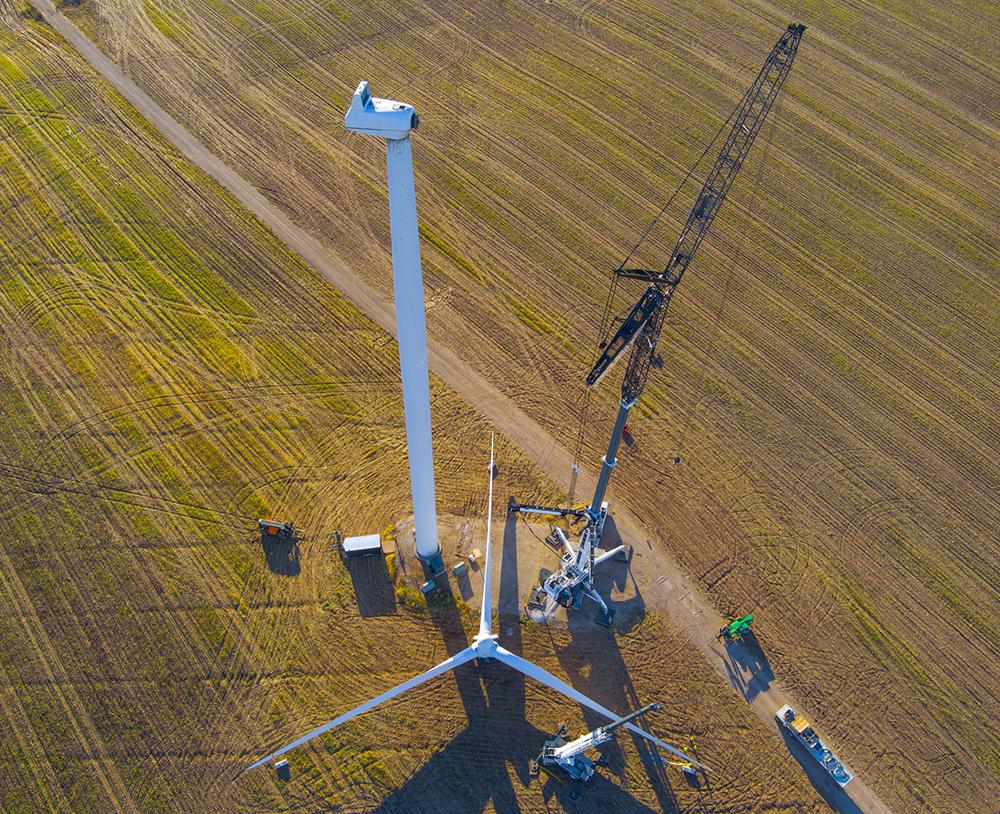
[30,3,895,811]
[50,0,1000,811]
[0,8,843,813]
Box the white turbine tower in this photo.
[245,433,708,773]
[345,81,444,575]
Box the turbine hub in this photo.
[473,633,499,660]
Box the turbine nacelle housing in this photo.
[345,81,419,140]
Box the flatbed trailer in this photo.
[776,704,853,787]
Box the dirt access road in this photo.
[35,3,891,811]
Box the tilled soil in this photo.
[52,0,1000,811]
[0,11,834,814]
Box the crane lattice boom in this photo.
[587,23,805,405]
[583,22,804,517]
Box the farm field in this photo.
[59,0,1000,812]
[0,8,833,814]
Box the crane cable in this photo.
[569,81,759,483]
[615,82,757,275]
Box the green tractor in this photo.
[717,613,753,642]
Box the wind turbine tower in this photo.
[345,81,444,575]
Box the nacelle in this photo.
[345,81,419,140]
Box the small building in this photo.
[341,533,383,560]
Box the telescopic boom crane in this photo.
[585,23,805,517]
[536,702,664,782]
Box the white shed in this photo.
[342,533,383,559]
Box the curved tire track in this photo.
[32,4,895,811]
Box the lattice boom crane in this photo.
[510,22,804,624]
[585,23,805,516]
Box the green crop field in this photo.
[0,8,839,813]
[58,0,1000,811]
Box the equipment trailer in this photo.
[776,704,853,787]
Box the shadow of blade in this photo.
[368,727,508,814]
[346,555,397,617]
[492,510,529,773]
[500,506,522,621]
[426,588,486,725]
[359,512,678,813]
[367,659,662,814]
[369,660,547,814]
[778,727,863,814]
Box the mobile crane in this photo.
[511,23,805,621]
[532,702,665,783]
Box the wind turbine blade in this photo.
[478,432,496,639]
[493,646,709,770]
[245,646,478,771]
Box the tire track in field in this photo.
[0,660,74,812]
[26,380,354,474]
[0,540,136,811]
[0,23,349,808]
[32,5,901,811]
[41,4,1000,808]
[0,385,258,531]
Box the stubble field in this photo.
[58,0,1000,812]
[0,8,836,813]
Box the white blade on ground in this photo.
[245,646,478,771]
[478,432,495,639]
[494,645,709,770]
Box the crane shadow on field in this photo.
[593,514,646,631]
[778,727,864,814]
[371,513,660,813]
